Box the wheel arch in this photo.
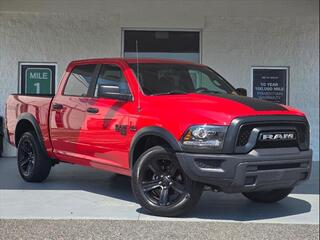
[129,126,182,170]
[15,113,46,152]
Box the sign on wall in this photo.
[19,62,57,95]
[251,67,289,105]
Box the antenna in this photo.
[136,40,141,112]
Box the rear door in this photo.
[50,63,99,163]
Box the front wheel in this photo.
[242,188,293,203]
[131,146,203,217]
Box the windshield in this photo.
[129,63,235,95]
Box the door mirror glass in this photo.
[236,88,247,96]
[99,85,120,94]
[98,84,132,101]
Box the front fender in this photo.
[129,126,182,168]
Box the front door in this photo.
[83,63,135,169]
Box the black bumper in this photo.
[176,147,312,193]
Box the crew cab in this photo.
[5,58,312,216]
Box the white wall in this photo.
[0,0,318,160]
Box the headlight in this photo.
[182,125,227,151]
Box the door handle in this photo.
[87,107,99,114]
[52,103,63,110]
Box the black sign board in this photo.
[19,62,57,95]
[252,67,288,104]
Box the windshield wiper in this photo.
[194,89,222,94]
[151,90,188,96]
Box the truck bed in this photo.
[6,94,53,150]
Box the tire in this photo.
[131,146,203,217]
[17,131,51,182]
[242,188,293,203]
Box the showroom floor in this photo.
[0,157,319,239]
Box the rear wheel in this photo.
[242,188,293,203]
[131,146,203,217]
[17,131,51,182]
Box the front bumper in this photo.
[176,147,312,193]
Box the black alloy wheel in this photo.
[140,157,189,207]
[132,146,203,217]
[18,137,36,177]
[17,131,51,182]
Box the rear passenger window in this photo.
[94,64,130,97]
[64,64,96,96]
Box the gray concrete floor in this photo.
[0,220,319,240]
[0,157,319,224]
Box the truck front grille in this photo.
[236,122,308,150]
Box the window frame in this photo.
[62,63,100,97]
[121,28,202,64]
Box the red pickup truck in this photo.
[6,58,312,216]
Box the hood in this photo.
[142,93,304,126]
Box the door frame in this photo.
[120,28,203,64]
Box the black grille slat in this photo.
[257,163,301,170]
[237,126,254,146]
[255,139,298,148]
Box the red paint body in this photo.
[5,58,305,176]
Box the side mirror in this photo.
[98,84,133,101]
[235,88,247,96]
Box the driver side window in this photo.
[94,64,131,97]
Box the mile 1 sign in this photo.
[19,62,57,95]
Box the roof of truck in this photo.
[69,58,203,66]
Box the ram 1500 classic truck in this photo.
[5,58,312,216]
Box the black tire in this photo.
[242,188,293,203]
[17,131,51,182]
[131,146,203,217]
